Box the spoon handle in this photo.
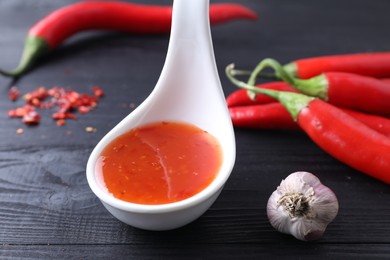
[165,0,215,71]
[170,0,210,42]
[158,0,225,105]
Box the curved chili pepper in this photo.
[284,52,390,79]
[229,103,300,130]
[298,99,390,184]
[226,81,297,107]
[340,108,390,138]
[0,1,257,77]
[227,63,390,184]
[249,59,390,117]
[230,102,390,138]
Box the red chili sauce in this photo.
[96,121,223,205]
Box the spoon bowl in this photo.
[86,0,236,231]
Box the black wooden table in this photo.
[1,0,389,259]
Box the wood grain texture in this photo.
[0,0,390,258]
[1,244,390,259]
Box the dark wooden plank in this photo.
[1,244,390,259]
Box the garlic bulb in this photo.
[267,171,339,241]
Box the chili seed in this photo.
[85,126,97,133]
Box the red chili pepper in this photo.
[230,102,390,138]
[227,63,390,184]
[226,82,297,107]
[299,99,390,184]
[251,59,390,117]
[296,72,390,117]
[229,103,300,130]
[381,78,390,84]
[0,1,257,77]
[283,52,390,79]
[340,108,390,138]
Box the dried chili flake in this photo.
[57,119,66,127]
[39,101,54,109]
[47,87,61,97]
[24,86,48,104]
[52,112,77,120]
[79,94,97,107]
[31,98,41,106]
[78,106,92,114]
[92,86,104,97]
[66,91,81,106]
[16,128,24,134]
[8,104,35,118]
[22,111,41,125]
[8,86,20,101]
[7,85,104,127]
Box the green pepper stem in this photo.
[230,69,278,80]
[293,75,329,100]
[244,58,296,100]
[283,62,298,78]
[229,60,299,83]
[226,63,314,121]
[0,35,49,77]
[247,58,296,86]
[246,58,329,100]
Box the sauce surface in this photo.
[96,121,222,205]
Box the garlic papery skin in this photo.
[266,171,339,241]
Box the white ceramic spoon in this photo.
[86,0,236,231]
